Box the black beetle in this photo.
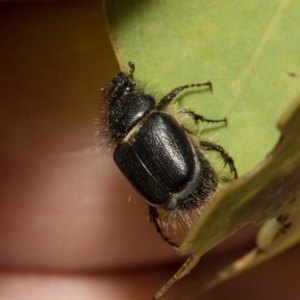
[100,62,237,248]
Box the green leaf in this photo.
[167,96,300,299]
[105,0,300,176]
[104,0,300,298]
[180,95,300,256]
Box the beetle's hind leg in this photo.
[148,206,179,249]
[200,141,238,178]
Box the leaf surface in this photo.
[104,0,300,259]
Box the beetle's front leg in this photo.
[157,82,212,111]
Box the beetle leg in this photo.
[182,109,227,126]
[200,141,238,178]
[148,206,179,249]
[157,81,212,110]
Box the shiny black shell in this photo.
[106,66,218,212]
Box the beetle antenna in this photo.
[128,61,135,79]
